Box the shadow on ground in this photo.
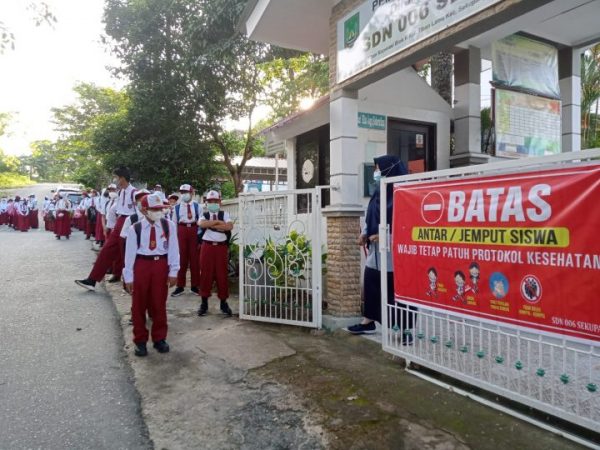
[103,281,588,450]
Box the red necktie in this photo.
[149,225,156,250]
[187,204,192,220]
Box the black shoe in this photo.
[220,301,232,317]
[75,278,96,292]
[171,287,184,297]
[107,275,121,283]
[345,322,376,335]
[66,235,69,239]
[191,287,200,296]
[56,236,60,240]
[153,339,170,353]
[402,334,414,346]
[134,342,148,357]
[197,299,208,316]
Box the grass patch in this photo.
[0,172,35,189]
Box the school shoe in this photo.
[402,334,414,346]
[190,287,200,296]
[107,275,121,283]
[75,278,96,291]
[153,340,170,353]
[346,322,376,335]
[134,342,148,357]
[197,299,208,316]
[220,301,233,317]
[171,287,185,297]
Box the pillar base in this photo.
[325,215,362,317]
[450,152,490,168]
[322,314,363,331]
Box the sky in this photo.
[0,0,123,156]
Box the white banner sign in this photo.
[337,0,502,83]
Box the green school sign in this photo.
[337,0,502,82]
[358,112,386,130]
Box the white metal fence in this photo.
[380,149,600,435]
[237,188,327,328]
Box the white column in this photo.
[451,46,489,167]
[327,88,363,213]
[559,47,582,152]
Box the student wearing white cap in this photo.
[171,184,202,297]
[197,190,233,316]
[152,184,166,201]
[123,193,180,357]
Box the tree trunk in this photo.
[430,52,453,105]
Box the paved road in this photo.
[0,224,151,449]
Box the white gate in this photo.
[238,188,327,328]
[379,149,600,439]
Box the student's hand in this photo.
[358,234,368,246]
[125,282,134,294]
[368,234,379,243]
[168,277,177,287]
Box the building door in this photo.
[388,119,436,173]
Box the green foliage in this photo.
[0,1,56,53]
[50,83,128,187]
[582,45,600,148]
[245,230,327,288]
[259,52,329,122]
[0,172,34,188]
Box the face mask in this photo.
[146,210,164,222]
[207,203,220,214]
[108,192,118,199]
[373,170,382,183]
[181,193,191,202]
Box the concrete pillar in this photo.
[559,47,582,152]
[323,88,363,319]
[451,46,489,167]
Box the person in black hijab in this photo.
[346,155,416,341]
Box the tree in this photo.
[51,83,129,187]
[104,0,279,195]
[581,44,600,148]
[260,50,329,121]
[430,52,453,105]
[0,1,56,53]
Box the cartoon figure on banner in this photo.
[489,272,509,300]
[426,267,439,299]
[452,270,471,304]
[469,262,481,294]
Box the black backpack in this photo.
[133,218,170,248]
[198,211,231,245]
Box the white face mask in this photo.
[181,193,191,202]
[108,192,118,199]
[207,203,220,214]
[146,210,164,222]
[373,170,382,183]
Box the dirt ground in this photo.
[103,279,592,450]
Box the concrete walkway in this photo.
[0,225,150,449]
[103,280,592,450]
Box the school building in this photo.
[239,0,599,321]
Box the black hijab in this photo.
[365,155,407,237]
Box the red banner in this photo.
[392,165,600,343]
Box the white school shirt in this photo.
[115,184,137,216]
[56,199,71,211]
[106,200,118,229]
[176,201,202,224]
[28,198,37,210]
[123,217,180,284]
[199,210,231,242]
[119,209,143,238]
[0,201,7,212]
